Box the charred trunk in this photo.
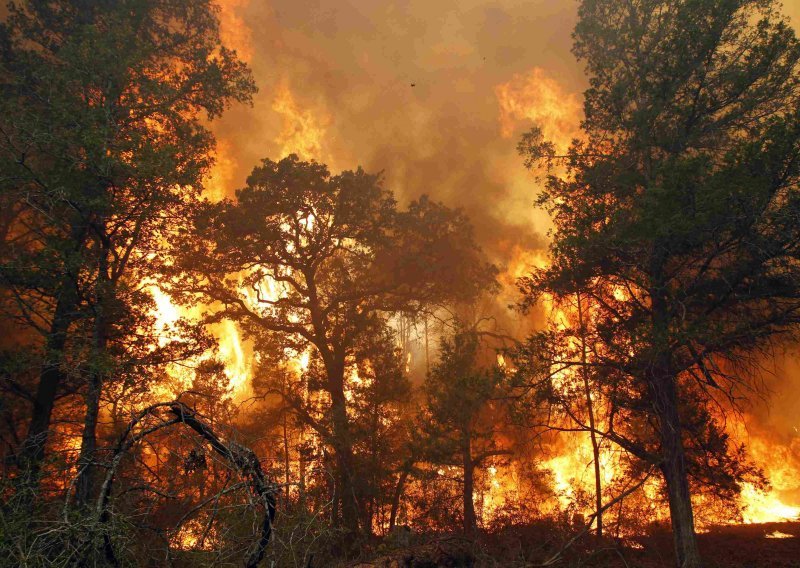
[462,432,476,536]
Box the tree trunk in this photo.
[389,458,413,531]
[648,253,702,568]
[17,218,87,495]
[327,361,361,535]
[75,370,102,506]
[17,291,76,492]
[462,432,476,536]
[654,371,702,568]
[76,229,111,507]
[576,290,603,538]
[299,425,307,508]
[283,411,292,501]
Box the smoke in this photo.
[207,0,800,515]
[207,0,583,338]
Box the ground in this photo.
[348,522,800,567]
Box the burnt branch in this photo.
[92,401,277,568]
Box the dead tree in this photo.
[90,401,277,567]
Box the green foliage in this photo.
[518,0,800,549]
[171,153,496,534]
[0,0,255,460]
[419,327,518,532]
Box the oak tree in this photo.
[172,154,496,536]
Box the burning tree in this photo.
[518,0,800,566]
[421,326,515,535]
[171,154,497,538]
[0,0,255,507]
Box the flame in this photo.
[150,285,181,347]
[495,67,582,151]
[727,418,800,524]
[172,517,220,551]
[204,139,238,200]
[217,320,251,397]
[216,0,254,63]
[272,81,331,161]
[740,483,800,524]
[135,55,800,539]
[148,284,255,399]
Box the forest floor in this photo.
[349,521,800,567]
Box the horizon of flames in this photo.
[146,31,799,541]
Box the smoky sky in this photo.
[209,0,800,483]
[211,0,584,273]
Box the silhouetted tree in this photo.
[0,0,255,502]
[421,327,513,535]
[519,1,800,566]
[172,154,496,536]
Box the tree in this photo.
[526,287,610,538]
[0,0,255,499]
[518,1,800,566]
[421,327,513,535]
[172,154,496,536]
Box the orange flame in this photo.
[494,67,581,151]
[216,0,254,63]
[272,80,332,162]
[204,139,239,200]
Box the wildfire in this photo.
[494,67,582,151]
[150,285,181,348]
[272,80,332,162]
[148,80,335,399]
[217,320,251,397]
[740,484,800,524]
[216,0,254,63]
[203,139,239,201]
[138,49,800,546]
[729,418,800,524]
[148,284,254,399]
[172,517,221,551]
[526,285,800,531]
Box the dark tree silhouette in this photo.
[172,154,496,536]
[519,1,800,566]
